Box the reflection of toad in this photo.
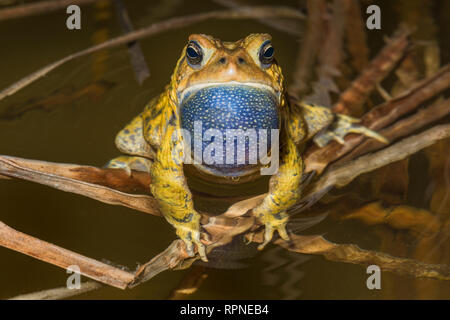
[107,34,386,261]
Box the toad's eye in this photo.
[186,41,203,67]
[259,41,274,68]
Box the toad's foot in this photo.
[105,156,152,175]
[253,209,290,250]
[172,214,208,262]
[313,114,389,148]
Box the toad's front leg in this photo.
[252,137,303,250]
[150,124,208,261]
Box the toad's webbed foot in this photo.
[253,208,290,250]
[313,114,389,148]
[171,212,208,262]
[105,156,152,175]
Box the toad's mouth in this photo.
[178,82,280,178]
[178,81,279,105]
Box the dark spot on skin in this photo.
[273,212,284,220]
[124,129,130,134]
[173,213,193,223]
[168,114,176,126]
[151,107,163,118]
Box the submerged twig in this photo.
[274,234,450,281]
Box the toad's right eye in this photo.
[186,41,203,67]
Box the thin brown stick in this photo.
[305,64,450,174]
[0,6,305,101]
[0,221,135,289]
[332,26,411,115]
[0,155,160,216]
[303,0,346,107]
[0,0,99,21]
[274,234,450,280]
[306,124,450,197]
[343,0,369,73]
[288,0,327,97]
[9,281,102,300]
[337,98,450,163]
[113,0,150,85]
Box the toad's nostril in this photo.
[238,57,246,64]
[219,57,227,64]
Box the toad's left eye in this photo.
[259,41,274,67]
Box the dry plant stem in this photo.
[303,0,346,107]
[0,155,160,216]
[0,0,99,21]
[113,0,150,85]
[343,0,369,73]
[319,0,346,75]
[131,240,190,287]
[0,6,304,101]
[288,0,326,97]
[332,27,411,115]
[337,98,450,163]
[306,124,450,198]
[9,281,102,300]
[274,234,450,280]
[305,64,450,173]
[0,221,135,289]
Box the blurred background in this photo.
[0,0,449,299]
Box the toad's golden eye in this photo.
[186,41,203,68]
[259,40,274,68]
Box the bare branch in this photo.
[0,221,135,289]
[337,97,450,163]
[0,155,160,216]
[332,26,411,115]
[305,64,450,174]
[288,0,327,97]
[274,234,450,280]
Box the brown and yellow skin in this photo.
[107,34,386,261]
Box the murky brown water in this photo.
[0,0,449,299]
